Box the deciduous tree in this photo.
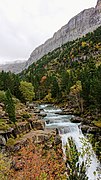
[19,81,35,103]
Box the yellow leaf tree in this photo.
[19,81,35,103]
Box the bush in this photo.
[0,153,11,179]
[6,137,16,147]
[0,119,10,131]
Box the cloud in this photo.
[0,0,97,64]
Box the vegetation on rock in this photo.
[0,153,11,180]
[66,138,88,180]
[9,138,66,180]
[0,119,10,130]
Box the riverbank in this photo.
[0,101,101,179]
[0,102,67,179]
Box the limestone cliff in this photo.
[25,0,101,69]
[0,0,101,73]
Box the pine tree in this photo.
[5,89,16,124]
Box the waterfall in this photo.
[39,104,101,180]
[59,125,101,180]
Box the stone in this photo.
[55,135,62,145]
[0,103,5,108]
[0,61,26,74]
[0,135,6,146]
[96,0,101,10]
[33,109,40,113]
[38,112,47,117]
[31,120,45,130]
[15,0,101,70]
[81,124,101,134]
[70,116,84,123]
[81,125,91,133]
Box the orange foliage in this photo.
[9,141,66,180]
[40,76,47,84]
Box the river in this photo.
[38,104,101,180]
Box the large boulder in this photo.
[81,125,101,134]
[70,116,84,123]
[31,120,45,130]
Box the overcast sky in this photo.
[0,0,97,64]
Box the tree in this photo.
[19,81,35,103]
[0,90,5,103]
[5,89,16,123]
[60,70,69,94]
[50,76,61,100]
[70,81,83,112]
[66,138,88,180]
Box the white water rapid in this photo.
[39,104,101,180]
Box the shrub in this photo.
[0,153,11,179]
[0,119,10,131]
[6,137,16,147]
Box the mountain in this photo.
[21,25,101,100]
[0,0,101,73]
[26,0,101,66]
[0,61,27,74]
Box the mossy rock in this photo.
[22,112,31,119]
[6,138,16,147]
[0,119,10,131]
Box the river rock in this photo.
[54,135,62,145]
[70,116,84,123]
[88,126,101,134]
[33,109,40,113]
[38,112,47,117]
[81,125,101,134]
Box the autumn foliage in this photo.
[9,139,66,180]
[40,76,47,84]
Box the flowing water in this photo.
[39,104,101,180]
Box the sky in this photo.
[0,0,97,64]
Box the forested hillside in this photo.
[0,27,101,113]
[0,26,101,113]
[19,26,101,112]
[0,26,101,180]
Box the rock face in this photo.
[25,0,101,69]
[0,0,101,73]
[0,61,26,74]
